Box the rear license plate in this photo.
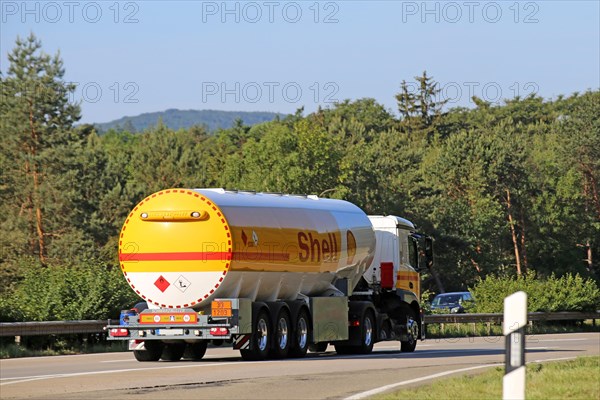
[156,329,184,336]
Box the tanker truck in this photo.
[106,188,433,361]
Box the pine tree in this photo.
[395,71,447,132]
[0,33,81,265]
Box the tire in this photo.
[400,308,418,352]
[270,309,291,359]
[308,342,328,353]
[184,341,208,360]
[240,309,271,361]
[161,343,186,361]
[357,310,375,354]
[133,340,163,362]
[289,309,310,358]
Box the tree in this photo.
[0,34,81,266]
[396,71,447,133]
[230,119,342,195]
[555,91,599,277]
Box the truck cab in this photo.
[343,215,432,353]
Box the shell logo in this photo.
[347,230,357,264]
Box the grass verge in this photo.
[376,356,600,400]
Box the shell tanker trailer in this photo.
[106,188,433,361]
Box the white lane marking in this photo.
[1,374,60,381]
[0,362,228,386]
[0,352,127,362]
[344,363,499,399]
[535,338,587,342]
[526,347,558,350]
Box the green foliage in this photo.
[0,259,138,322]
[1,35,599,322]
[470,272,600,313]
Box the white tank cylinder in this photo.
[118,188,375,309]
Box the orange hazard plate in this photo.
[211,300,232,317]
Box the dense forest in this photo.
[1,35,598,321]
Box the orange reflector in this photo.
[140,210,208,221]
[139,313,198,324]
[210,327,229,336]
[110,328,129,337]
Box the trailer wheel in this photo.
[240,309,271,361]
[270,309,291,359]
[133,340,163,362]
[289,309,310,358]
[357,310,375,354]
[400,308,418,352]
[184,341,208,360]
[161,343,186,361]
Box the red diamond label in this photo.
[154,275,170,292]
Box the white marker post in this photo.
[503,291,527,400]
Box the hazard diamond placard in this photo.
[154,275,170,292]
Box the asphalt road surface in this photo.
[1,332,598,399]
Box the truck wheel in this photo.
[289,309,310,358]
[184,341,208,360]
[161,343,186,361]
[400,308,418,352]
[133,340,163,362]
[240,309,271,361]
[270,310,291,359]
[308,342,328,353]
[357,310,375,354]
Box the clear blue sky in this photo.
[1,1,599,124]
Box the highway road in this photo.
[1,332,598,399]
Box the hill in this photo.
[93,109,285,133]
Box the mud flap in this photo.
[128,339,146,351]
[233,334,251,350]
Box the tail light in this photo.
[210,327,229,336]
[110,328,129,337]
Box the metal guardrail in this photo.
[424,311,600,324]
[0,320,119,337]
[0,312,598,337]
[0,311,600,336]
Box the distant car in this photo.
[430,292,474,313]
